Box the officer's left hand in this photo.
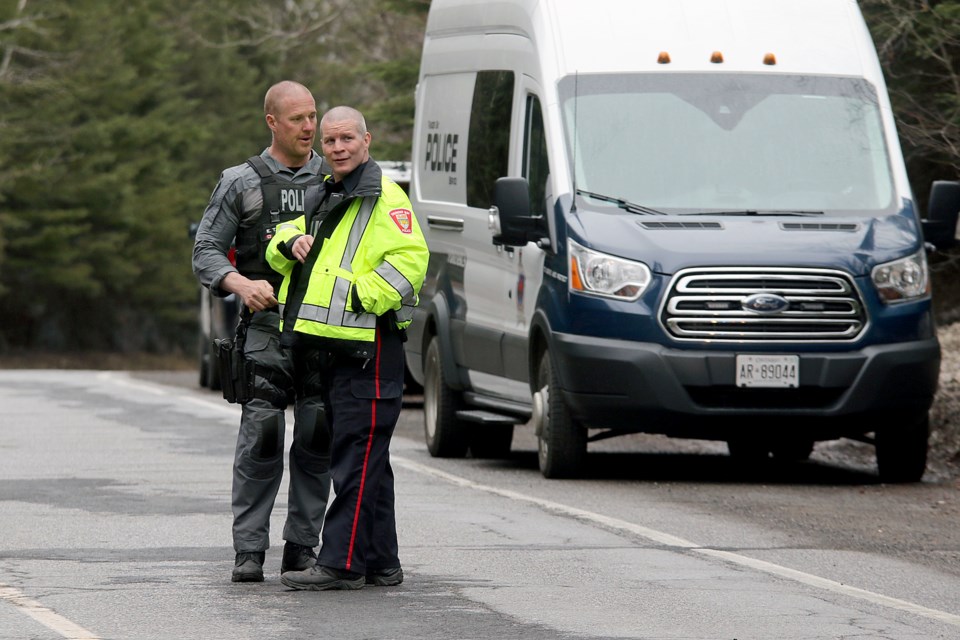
[292,235,315,263]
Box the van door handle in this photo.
[426,215,465,232]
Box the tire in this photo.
[536,350,587,478]
[770,437,814,462]
[875,411,929,483]
[726,438,770,462]
[403,355,424,395]
[198,291,213,389]
[207,339,222,391]
[423,336,470,457]
[469,424,514,459]
[198,336,210,388]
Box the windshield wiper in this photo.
[575,189,667,216]
[683,209,824,216]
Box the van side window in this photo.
[523,94,550,217]
[466,70,514,208]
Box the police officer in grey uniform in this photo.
[192,80,331,583]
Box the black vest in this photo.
[235,156,325,291]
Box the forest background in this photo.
[0,0,958,358]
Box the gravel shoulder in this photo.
[928,320,960,481]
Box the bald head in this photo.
[320,105,371,181]
[264,81,313,117]
[264,80,317,168]
[321,106,367,136]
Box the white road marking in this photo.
[96,372,169,396]
[393,456,960,628]
[0,585,100,640]
[98,372,239,416]
[73,373,960,628]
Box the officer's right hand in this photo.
[223,273,278,311]
[292,235,315,263]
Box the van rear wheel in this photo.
[536,350,587,478]
[469,424,514,459]
[423,336,470,458]
[875,411,929,483]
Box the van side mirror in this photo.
[489,177,550,248]
[922,180,960,250]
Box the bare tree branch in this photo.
[185,0,348,52]
[861,0,960,177]
[0,0,59,81]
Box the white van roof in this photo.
[425,0,880,80]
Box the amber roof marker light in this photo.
[710,51,724,63]
[763,52,777,65]
[657,51,671,64]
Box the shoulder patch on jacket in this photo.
[388,208,413,234]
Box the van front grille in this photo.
[660,267,866,342]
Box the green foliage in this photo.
[0,0,427,353]
[357,51,421,160]
[1,0,957,354]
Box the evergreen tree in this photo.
[0,0,429,353]
[860,0,960,205]
[0,0,263,351]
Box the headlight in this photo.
[568,239,651,300]
[871,249,930,304]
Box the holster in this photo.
[215,311,253,404]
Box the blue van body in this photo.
[536,195,938,432]
[405,0,958,481]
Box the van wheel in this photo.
[726,438,770,462]
[404,360,424,395]
[875,411,929,483]
[770,437,814,462]
[469,424,514,459]
[536,350,587,478]
[423,336,469,458]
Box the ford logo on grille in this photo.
[742,293,790,314]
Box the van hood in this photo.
[567,202,922,277]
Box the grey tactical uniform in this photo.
[192,149,331,554]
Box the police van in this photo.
[403,0,960,481]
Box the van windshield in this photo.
[559,73,895,215]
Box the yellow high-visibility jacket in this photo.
[266,161,428,358]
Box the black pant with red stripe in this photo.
[317,326,405,575]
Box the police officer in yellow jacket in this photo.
[268,106,428,590]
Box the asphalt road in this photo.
[1,369,958,640]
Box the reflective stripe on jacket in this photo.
[266,165,428,352]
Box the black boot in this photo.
[280,565,364,591]
[232,551,265,583]
[366,567,404,587]
[280,542,317,574]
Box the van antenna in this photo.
[570,71,579,214]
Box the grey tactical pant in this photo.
[231,310,332,553]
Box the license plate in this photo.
[736,355,799,388]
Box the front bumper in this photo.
[551,332,940,439]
